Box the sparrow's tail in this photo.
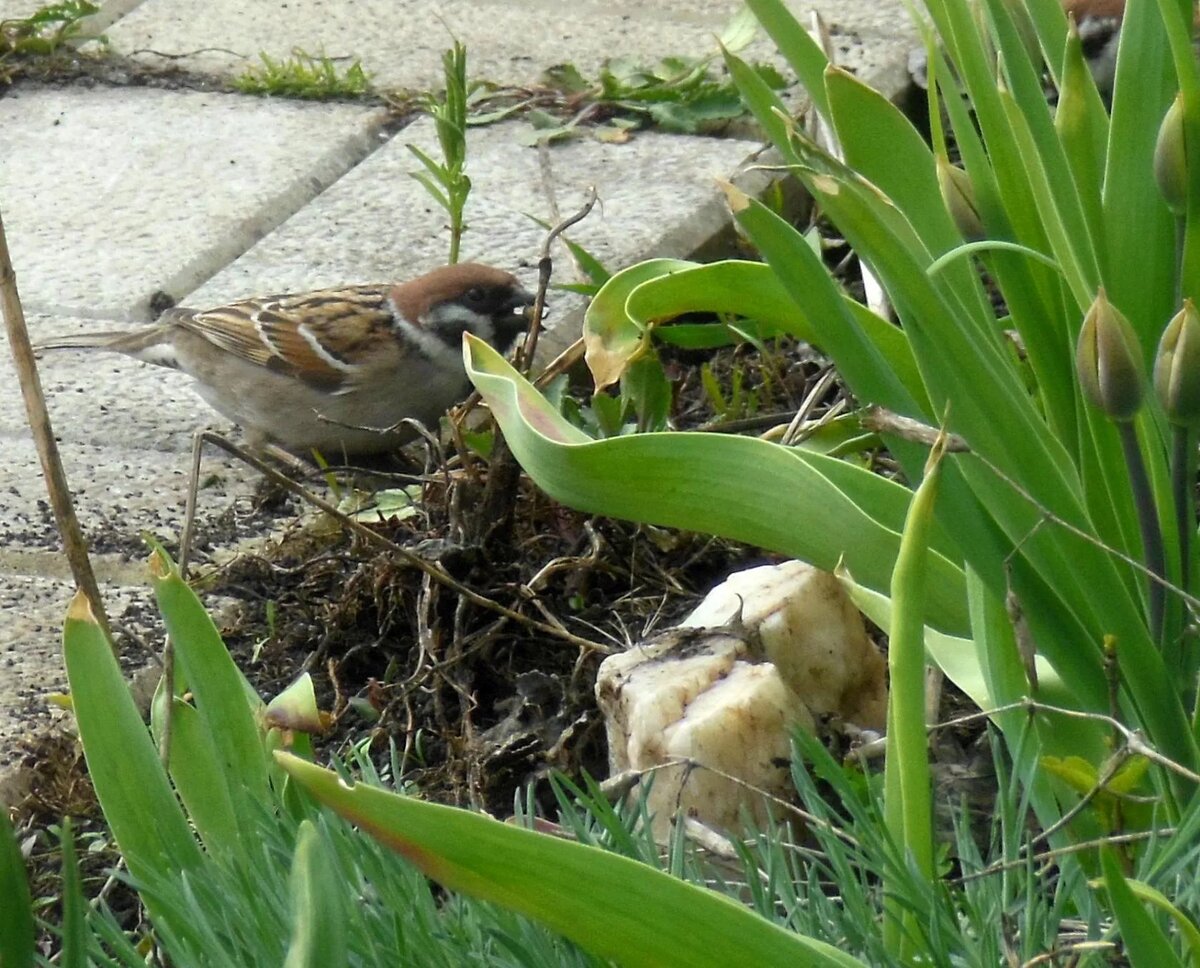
[35,326,179,368]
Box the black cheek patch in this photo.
[435,322,472,348]
[493,314,530,352]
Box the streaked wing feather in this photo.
[175,286,396,391]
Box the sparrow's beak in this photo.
[493,287,540,350]
[508,287,537,316]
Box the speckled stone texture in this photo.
[101,0,916,95]
[1,315,263,557]
[0,86,386,319]
[0,574,168,805]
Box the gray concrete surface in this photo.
[102,0,914,94]
[0,0,917,804]
[0,87,387,319]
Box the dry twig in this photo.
[0,207,111,639]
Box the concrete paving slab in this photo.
[0,0,62,18]
[6,313,229,450]
[0,435,262,558]
[2,315,265,563]
[185,117,761,357]
[0,572,172,805]
[0,85,387,320]
[0,0,133,27]
[102,0,916,97]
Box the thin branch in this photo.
[518,185,598,373]
[864,406,1200,612]
[0,207,111,640]
[182,432,613,654]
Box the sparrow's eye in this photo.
[464,286,487,306]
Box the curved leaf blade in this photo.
[277,753,863,968]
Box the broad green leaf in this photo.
[467,335,971,634]
[723,190,926,416]
[149,543,270,815]
[1113,877,1200,965]
[283,821,347,968]
[1054,20,1109,272]
[584,259,693,387]
[152,693,240,854]
[744,0,831,121]
[1041,755,1100,795]
[882,440,942,956]
[277,754,864,968]
[62,592,203,883]
[1103,0,1177,346]
[1101,847,1185,967]
[721,44,799,160]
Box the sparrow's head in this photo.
[392,263,536,353]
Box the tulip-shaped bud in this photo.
[1155,94,1188,216]
[1076,289,1146,421]
[936,156,984,240]
[1155,300,1200,427]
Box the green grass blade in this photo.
[0,800,34,968]
[58,819,87,968]
[1101,846,1185,967]
[277,754,865,968]
[466,334,970,634]
[148,544,270,815]
[61,592,203,882]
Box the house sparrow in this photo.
[37,263,535,455]
[1065,0,1128,97]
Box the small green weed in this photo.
[0,0,99,81]
[700,360,761,422]
[407,41,472,263]
[525,10,786,143]
[233,48,371,99]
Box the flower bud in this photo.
[1076,290,1146,421]
[1155,94,1188,216]
[1155,300,1200,427]
[936,156,984,240]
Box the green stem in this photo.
[882,435,943,960]
[1119,422,1166,645]
[1172,426,1193,597]
[1176,216,1186,309]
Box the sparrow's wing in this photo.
[175,286,403,392]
